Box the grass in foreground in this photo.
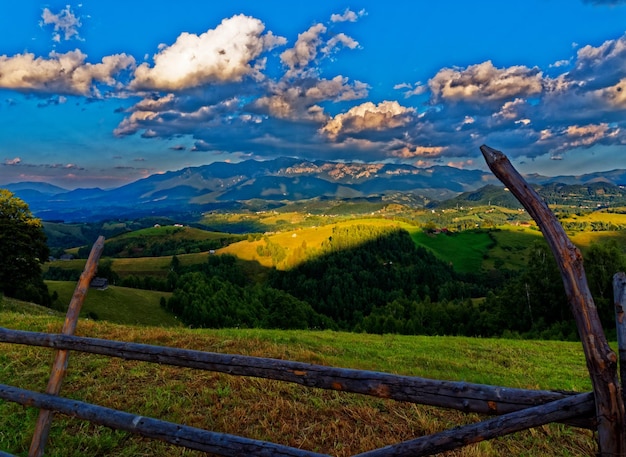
[0,308,596,457]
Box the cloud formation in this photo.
[429,61,544,102]
[41,6,82,42]
[1,6,625,176]
[330,8,366,23]
[253,76,368,121]
[131,15,285,91]
[0,50,135,96]
[280,23,327,77]
[320,101,415,139]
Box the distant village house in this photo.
[90,277,109,290]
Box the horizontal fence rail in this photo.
[0,384,329,457]
[354,392,595,457]
[0,381,594,457]
[0,327,594,429]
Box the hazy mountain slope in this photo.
[3,157,626,222]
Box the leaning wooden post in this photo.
[28,236,105,457]
[480,145,625,456]
[614,272,626,408]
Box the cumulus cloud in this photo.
[330,8,366,22]
[280,23,327,76]
[394,82,428,98]
[41,6,82,42]
[10,8,625,171]
[569,34,626,88]
[321,33,359,56]
[320,101,415,139]
[389,145,447,159]
[492,98,530,122]
[280,22,360,78]
[601,77,626,107]
[131,15,285,91]
[0,50,135,96]
[114,93,265,137]
[253,76,368,121]
[549,123,619,152]
[429,60,544,102]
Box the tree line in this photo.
[160,226,624,340]
[3,189,625,340]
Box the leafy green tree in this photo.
[584,240,626,332]
[0,189,50,305]
[95,259,119,285]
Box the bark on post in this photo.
[480,145,625,456]
[28,236,105,457]
[614,272,626,407]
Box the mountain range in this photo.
[4,157,626,222]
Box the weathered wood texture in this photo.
[480,144,625,456]
[354,392,595,457]
[614,272,626,407]
[29,236,105,457]
[0,451,18,457]
[0,384,329,457]
[0,327,593,428]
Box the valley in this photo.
[40,201,626,341]
[3,163,626,457]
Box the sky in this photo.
[0,1,625,189]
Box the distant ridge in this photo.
[2,157,626,222]
[5,181,68,194]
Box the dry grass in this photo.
[0,313,597,457]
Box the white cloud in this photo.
[576,34,626,67]
[533,123,620,156]
[131,15,286,91]
[0,50,135,96]
[429,60,544,102]
[601,77,626,107]
[320,100,415,139]
[492,98,528,121]
[550,59,571,68]
[280,23,326,76]
[252,75,368,121]
[321,33,359,56]
[41,6,82,42]
[4,158,21,165]
[330,8,366,22]
[395,82,427,98]
[561,123,615,149]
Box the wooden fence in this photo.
[0,145,624,456]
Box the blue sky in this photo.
[0,1,625,189]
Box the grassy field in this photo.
[113,225,232,241]
[218,218,414,269]
[45,281,178,327]
[409,230,494,273]
[569,230,626,252]
[0,305,596,457]
[46,212,626,291]
[45,250,211,278]
[560,211,626,225]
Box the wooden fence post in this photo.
[614,272,626,407]
[28,236,105,457]
[480,145,625,456]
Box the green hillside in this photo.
[46,281,177,327]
